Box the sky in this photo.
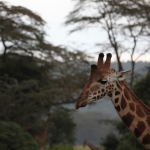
[4,0,150,62]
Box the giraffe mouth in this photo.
[80,102,87,107]
[75,102,87,109]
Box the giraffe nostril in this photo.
[81,102,87,107]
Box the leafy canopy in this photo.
[0,121,39,150]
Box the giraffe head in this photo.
[75,53,131,109]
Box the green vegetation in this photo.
[74,145,90,150]
[0,1,89,149]
[49,108,76,146]
[0,121,39,150]
[1,0,150,149]
[133,73,150,107]
[51,144,74,150]
[101,133,119,150]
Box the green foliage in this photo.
[49,108,76,146]
[0,53,49,83]
[101,122,144,150]
[51,144,74,150]
[0,75,50,130]
[116,132,144,150]
[0,1,46,62]
[0,1,89,64]
[0,53,86,145]
[133,73,150,106]
[115,121,128,135]
[0,121,39,150]
[0,1,90,148]
[101,133,119,150]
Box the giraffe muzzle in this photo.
[75,101,87,109]
[81,102,87,107]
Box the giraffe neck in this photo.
[111,81,150,149]
[84,141,100,150]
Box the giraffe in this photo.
[75,53,150,150]
[83,140,101,150]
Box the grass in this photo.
[74,145,91,150]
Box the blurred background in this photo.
[0,0,150,150]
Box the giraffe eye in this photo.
[97,79,108,85]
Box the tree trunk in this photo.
[116,53,123,71]
[1,36,7,62]
[130,60,135,89]
[3,48,7,62]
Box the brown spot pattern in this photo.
[85,90,89,95]
[142,134,150,145]
[124,88,131,101]
[93,97,96,100]
[136,105,145,118]
[134,121,146,138]
[101,89,105,92]
[115,105,121,112]
[93,92,97,95]
[122,112,135,128]
[115,91,120,96]
[115,98,119,103]
[129,103,135,112]
[146,117,150,126]
[121,95,127,110]
[97,96,100,99]
[106,85,109,89]
[107,92,112,97]
[116,82,122,91]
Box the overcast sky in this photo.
[6,0,76,45]
[5,0,150,62]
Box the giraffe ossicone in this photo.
[76,53,150,150]
[75,53,131,109]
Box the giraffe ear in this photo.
[117,70,131,81]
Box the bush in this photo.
[0,121,39,150]
[51,144,74,150]
[101,133,119,150]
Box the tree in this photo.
[0,1,91,147]
[101,72,150,150]
[0,1,45,62]
[101,133,119,150]
[0,1,81,64]
[116,132,144,150]
[51,144,74,150]
[133,72,150,106]
[0,121,39,150]
[0,53,49,83]
[101,121,144,150]
[48,108,76,147]
[66,0,150,88]
[0,53,87,132]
